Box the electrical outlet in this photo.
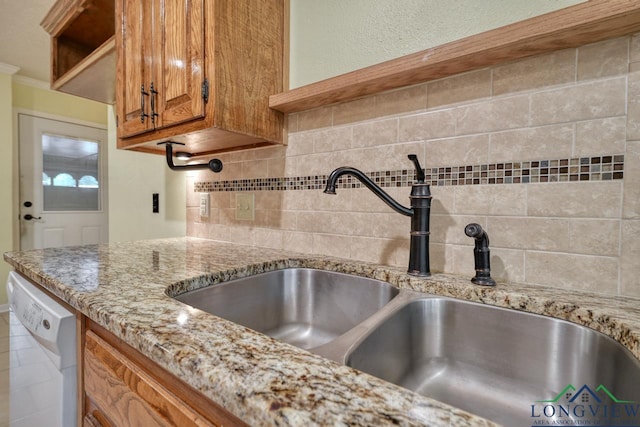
[199,193,210,218]
[236,193,255,221]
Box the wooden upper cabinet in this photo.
[156,0,206,130]
[117,0,151,137]
[117,0,206,139]
[116,0,285,157]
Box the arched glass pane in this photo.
[52,173,76,188]
[78,175,99,188]
[42,172,51,186]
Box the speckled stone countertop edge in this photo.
[3,239,498,426]
[4,237,640,426]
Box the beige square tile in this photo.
[337,141,424,172]
[631,34,640,64]
[216,160,243,181]
[350,188,409,214]
[454,185,527,216]
[350,236,400,266]
[293,152,335,176]
[574,117,626,157]
[623,141,640,219]
[267,157,287,177]
[187,221,208,238]
[527,182,622,218]
[265,210,298,231]
[449,245,525,284]
[620,219,640,297]
[455,94,530,135]
[185,176,199,207]
[283,231,314,254]
[375,84,427,117]
[430,214,486,246]
[489,124,573,163]
[241,159,269,179]
[224,148,256,163]
[627,70,640,141]
[407,242,449,275]
[486,217,570,252]
[332,97,377,126]
[313,127,353,153]
[568,219,620,257]
[253,228,283,250]
[399,109,456,143]
[254,192,283,211]
[578,37,629,80]
[253,145,287,160]
[287,113,299,134]
[298,106,332,131]
[210,224,254,246]
[186,206,201,224]
[428,69,492,108]
[425,134,489,168]
[313,234,351,259]
[284,188,350,213]
[525,251,618,293]
[352,118,398,148]
[493,49,576,95]
[430,186,455,215]
[295,211,354,235]
[530,77,626,126]
[349,212,410,239]
[286,132,315,156]
[488,248,526,284]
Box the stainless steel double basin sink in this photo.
[173,268,640,426]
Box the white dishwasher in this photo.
[6,271,77,427]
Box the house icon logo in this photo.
[531,384,639,426]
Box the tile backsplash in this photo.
[187,33,640,298]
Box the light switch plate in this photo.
[199,193,210,218]
[236,193,255,221]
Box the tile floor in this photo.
[1,311,9,427]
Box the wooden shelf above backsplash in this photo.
[270,0,640,114]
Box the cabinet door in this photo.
[153,0,206,130]
[84,331,215,427]
[116,0,155,138]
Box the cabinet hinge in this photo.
[201,79,209,103]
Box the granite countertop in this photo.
[5,237,640,426]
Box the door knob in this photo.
[23,214,42,221]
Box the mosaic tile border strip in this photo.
[194,155,624,192]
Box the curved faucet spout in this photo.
[324,167,413,217]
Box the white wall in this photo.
[289,0,584,88]
[107,106,186,242]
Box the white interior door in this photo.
[19,114,108,250]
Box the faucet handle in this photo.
[408,154,425,183]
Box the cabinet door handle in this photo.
[140,84,150,123]
[150,82,159,127]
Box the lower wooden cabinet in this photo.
[83,323,245,426]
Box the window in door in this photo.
[42,134,101,212]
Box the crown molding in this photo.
[0,62,20,75]
[12,75,50,90]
